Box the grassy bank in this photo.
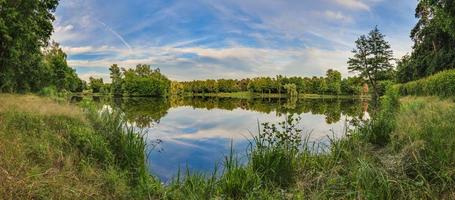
[189,91,369,99]
[0,94,159,199]
[1,91,454,199]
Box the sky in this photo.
[52,0,418,82]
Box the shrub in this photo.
[398,69,455,97]
[39,86,58,97]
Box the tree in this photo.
[42,42,83,92]
[284,83,298,98]
[396,0,455,82]
[122,64,171,97]
[348,27,394,99]
[109,64,123,96]
[325,69,341,95]
[0,0,59,92]
[89,77,104,93]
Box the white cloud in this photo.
[323,11,353,23]
[66,44,353,82]
[78,71,110,82]
[54,0,413,82]
[333,0,370,11]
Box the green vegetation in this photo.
[398,69,455,97]
[0,1,84,93]
[0,95,159,199]
[105,64,171,97]
[3,88,455,199]
[2,0,455,199]
[397,1,455,82]
[177,69,366,98]
[348,27,394,99]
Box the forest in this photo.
[173,69,366,97]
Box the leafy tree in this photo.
[325,69,342,95]
[348,27,394,99]
[109,64,123,96]
[89,77,104,93]
[284,83,298,98]
[397,0,455,82]
[170,81,184,95]
[341,76,363,95]
[43,42,83,92]
[122,64,171,97]
[0,0,59,92]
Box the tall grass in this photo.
[251,116,302,188]
[2,92,455,199]
[356,85,400,146]
[80,100,160,197]
[0,94,158,199]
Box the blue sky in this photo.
[52,0,417,82]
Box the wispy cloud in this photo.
[323,11,353,23]
[333,0,370,11]
[53,0,416,82]
[94,19,133,52]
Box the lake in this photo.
[73,96,370,182]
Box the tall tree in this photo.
[109,64,123,96]
[0,0,59,92]
[43,42,82,92]
[326,69,341,95]
[396,0,455,83]
[348,27,394,99]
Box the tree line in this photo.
[173,69,366,96]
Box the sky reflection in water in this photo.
[85,97,369,182]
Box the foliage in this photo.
[341,76,363,95]
[398,69,455,97]
[122,64,171,97]
[284,83,298,98]
[0,95,158,199]
[170,81,184,96]
[0,0,83,94]
[252,115,302,188]
[357,85,399,146]
[109,64,123,96]
[348,27,394,99]
[325,69,342,95]
[0,0,59,93]
[89,77,104,93]
[178,69,362,96]
[397,0,455,82]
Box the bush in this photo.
[398,69,455,97]
[39,86,58,97]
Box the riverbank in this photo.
[0,92,453,199]
[0,94,159,199]
[189,91,370,99]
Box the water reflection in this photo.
[72,96,369,182]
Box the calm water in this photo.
[73,96,369,182]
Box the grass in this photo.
[0,94,159,199]
[1,90,454,199]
